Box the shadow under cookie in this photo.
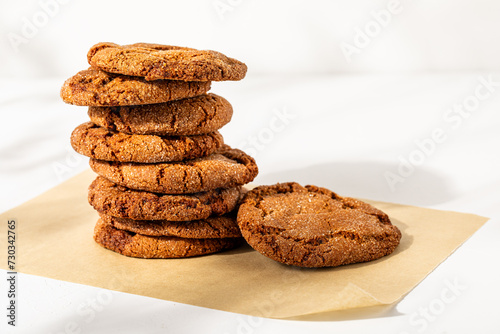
[257,160,455,207]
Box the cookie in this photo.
[237,183,401,268]
[87,42,247,81]
[99,212,241,239]
[88,176,241,221]
[94,219,242,258]
[60,68,211,106]
[71,122,223,163]
[88,93,233,136]
[89,145,258,194]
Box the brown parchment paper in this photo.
[0,170,488,319]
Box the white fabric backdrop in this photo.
[1,0,500,78]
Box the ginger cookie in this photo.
[99,212,242,239]
[89,145,258,194]
[71,122,223,163]
[60,68,211,106]
[87,42,247,81]
[88,93,233,136]
[88,176,241,221]
[237,183,401,268]
[94,219,242,259]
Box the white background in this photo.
[1,0,500,333]
[2,0,500,77]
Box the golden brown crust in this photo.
[88,176,242,221]
[99,212,242,238]
[93,219,242,258]
[88,93,233,136]
[71,122,224,163]
[89,145,258,194]
[237,183,401,268]
[60,68,211,106]
[87,42,247,81]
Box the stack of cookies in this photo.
[61,42,258,259]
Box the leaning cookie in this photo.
[88,93,233,136]
[237,183,401,268]
[99,212,242,239]
[71,122,223,163]
[88,176,241,221]
[87,42,247,81]
[94,219,242,258]
[60,68,211,106]
[89,145,258,194]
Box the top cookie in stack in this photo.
[61,42,257,259]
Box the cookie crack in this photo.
[204,220,222,238]
[113,108,133,133]
[198,103,213,128]
[114,162,126,183]
[157,166,166,189]
[340,200,390,225]
[254,222,366,246]
[195,165,204,190]
[181,169,189,193]
[169,112,178,132]
[105,131,123,160]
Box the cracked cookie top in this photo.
[60,67,211,106]
[237,182,401,268]
[71,122,223,163]
[89,145,258,194]
[87,42,247,82]
[88,176,242,221]
[88,93,233,136]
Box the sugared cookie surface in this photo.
[89,145,258,194]
[87,42,247,81]
[61,68,211,106]
[88,176,242,221]
[237,182,401,268]
[94,219,242,259]
[71,122,223,163]
[88,93,233,136]
[99,212,242,239]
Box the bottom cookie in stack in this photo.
[94,214,243,259]
[88,176,244,258]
